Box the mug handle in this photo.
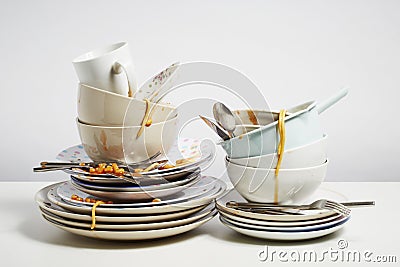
[112,62,137,97]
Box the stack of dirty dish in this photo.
[73,42,179,164]
[34,135,226,241]
[217,90,348,204]
[33,43,227,240]
[215,190,351,241]
[35,175,225,241]
[208,90,350,240]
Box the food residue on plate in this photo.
[88,163,125,176]
[71,194,113,204]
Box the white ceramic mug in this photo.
[72,42,137,96]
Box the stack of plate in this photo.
[35,138,227,240]
[35,175,226,240]
[216,190,351,241]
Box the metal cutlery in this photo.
[226,199,374,216]
[35,151,163,171]
[213,102,236,138]
[199,115,231,140]
[226,200,375,209]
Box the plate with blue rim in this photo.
[69,168,201,192]
[47,177,226,215]
[219,215,349,241]
[56,138,214,180]
[36,184,209,223]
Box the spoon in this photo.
[199,115,230,140]
[213,102,236,138]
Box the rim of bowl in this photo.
[219,101,317,145]
[72,42,127,63]
[76,115,177,129]
[227,134,328,161]
[79,83,176,109]
[225,157,329,171]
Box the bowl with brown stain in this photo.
[78,83,177,126]
[225,157,328,203]
[76,115,178,163]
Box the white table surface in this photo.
[0,181,398,266]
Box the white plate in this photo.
[36,185,207,223]
[42,211,217,241]
[217,208,342,227]
[69,173,127,184]
[134,62,180,101]
[40,203,215,231]
[69,173,203,201]
[219,216,349,241]
[220,212,349,232]
[46,178,226,215]
[57,138,202,162]
[216,187,348,222]
[57,138,213,178]
[54,176,221,207]
[69,171,198,192]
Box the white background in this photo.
[0,0,399,182]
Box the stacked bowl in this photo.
[77,83,178,164]
[220,100,332,204]
[72,42,179,164]
[33,44,228,241]
[214,91,350,240]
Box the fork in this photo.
[227,199,352,216]
[34,151,163,172]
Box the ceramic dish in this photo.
[78,83,177,126]
[46,178,226,215]
[134,62,180,102]
[69,174,212,201]
[40,203,214,231]
[57,138,203,165]
[77,117,177,164]
[220,212,349,232]
[55,175,221,207]
[57,138,212,183]
[36,185,207,223]
[42,210,217,240]
[219,216,348,241]
[65,168,202,186]
[225,158,328,203]
[70,173,129,184]
[219,102,323,158]
[220,90,347,158]
[228,134,327,169]
[216,189,341,222]
[217,208,342,227]
[69,169,200,192]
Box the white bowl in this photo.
[228,134,327,169]
[225,158,328,203]
[77,116,178,163]
[220,102,324,159]
[78,83,177,126]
